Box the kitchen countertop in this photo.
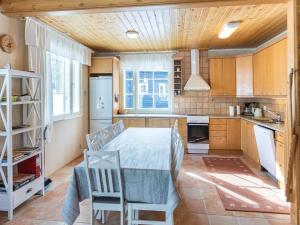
[211,115,285,132]
[113,113,285,132]
[113,113,187,118]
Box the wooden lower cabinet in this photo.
[112,118,146,128]
[209,118,240,150]
[148,118,170,128]
[226,119,241,150]
[242,120,260,164]
[275,131,285,185]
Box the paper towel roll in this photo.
[229,106,235,116]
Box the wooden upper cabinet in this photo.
[253,49,266,96]
[90,57,114,74]
[210,57,236,97]
[253,39,287,97]
[236,55,253,97]
[272,39,288,96]
[209,58,223,96]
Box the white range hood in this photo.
[184,49,210,91]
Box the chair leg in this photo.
[134,209,139,225]
[101,210,105,224]
[128,204,132,225]
[90,208,95,225]
[120,209,124,225]
[166,210,174,225]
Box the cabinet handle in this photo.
[26,188,33,193]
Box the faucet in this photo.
[263,109,281,124]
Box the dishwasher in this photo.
[253,125,276,178]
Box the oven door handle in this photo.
[187,123,208,126]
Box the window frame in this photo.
[48,52,83,122]
[123,70,172,113]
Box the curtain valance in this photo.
[25,17,93,66]
[120,53,173,71]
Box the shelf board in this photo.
[0,126,42,136]
[0,150,42,167]
[0,100,41,106]
[0,69,40,79]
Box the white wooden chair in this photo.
[86,130,103,151]
[117,120,125,132]
[112,120,125,138]
[84,149,125,225]
[86,125,115,151]
[127,203,174,225]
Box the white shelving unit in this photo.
[0,69,44,220]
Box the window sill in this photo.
[53,113,83,123]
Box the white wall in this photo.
[0,13,89,177]
[0,14,26,70]
[45,66,88,176]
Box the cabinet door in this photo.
[253,50,266,96]
[226,119,241,150]
[265,46,276,95]
[236,55,253,97]
[272,39,287,96]
[249,122,260,164]
[275,141,285,182]
[241,119,246,151]
[244,121,260,164]
[148,118,170,128]
[113,118,128,129]
[90,58,113,74]
[222,57,236,96]
[210,58,224,96]
[127,118,146,127]
[210,136,227,149]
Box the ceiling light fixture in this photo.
[126,30,139,39]
[218,21,241,39]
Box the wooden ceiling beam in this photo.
[0,0,288,17]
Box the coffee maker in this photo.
[243,102,258,116]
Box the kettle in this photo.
[253,108,263,118]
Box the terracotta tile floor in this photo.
[0,154,291,225]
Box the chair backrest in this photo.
[117,120,125,132]
[171,125,184,181]
[86,125,115,151]
[112,120,125,138]
[86,130,103,151]
[99,125,114,146]
[84,149,124,200]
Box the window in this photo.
[48,52,82,120]
[124,70,170,112]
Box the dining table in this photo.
[61,127,181,225]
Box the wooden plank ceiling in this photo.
[37,4,287,52]
[0,0,287,16]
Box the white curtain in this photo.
[25,17,93,66]
[25,17,93,142]
[120,53,173,72]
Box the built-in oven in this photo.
[187,116,209,154]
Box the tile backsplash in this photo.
[172,50,287,121]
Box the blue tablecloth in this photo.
[61,128,181,225]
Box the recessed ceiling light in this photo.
[218,21,241,39]
[126,30,139,39]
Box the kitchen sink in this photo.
[250,117,278,124]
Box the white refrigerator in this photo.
[89,76,113,133]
